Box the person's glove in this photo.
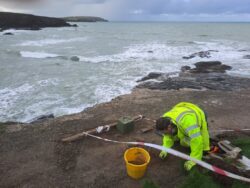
[184,161,196,171]
[159,151,168,159]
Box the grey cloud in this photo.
[106,0,250,21]
[1,0,250,21]
[120,0,250,15]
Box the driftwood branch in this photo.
[61,115,144,142]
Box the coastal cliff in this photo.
[0,12,73,31]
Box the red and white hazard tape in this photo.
[83,132,250,183]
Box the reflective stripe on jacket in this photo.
[162,102,210,161]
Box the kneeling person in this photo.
[155,102,210,171]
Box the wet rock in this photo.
[30,114,54,123]
[181,66,191,72]
[136,61,249,91]
[137,72,250,91]
[3,32,14,35]
[137,72,179,82]
[190,61,232,73]
[183,50,218,59]
[147,50,154,53]
[137,78,204,90]
[137,72,162,82]
[70,56,80,62]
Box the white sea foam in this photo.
[18,37,87,47]
[20,97,63,123]
[78,43,190,63]
[192,41,218,45]
[2,29,30,34]
[78,40,243,65]
[37,78,60,86]
[0,81,64,122]
[76,40,249,74]
[187,40,248,63]
[94,80,135,104]
[20,51,59,58]
[53,104,90,117]
[0,84,33,111]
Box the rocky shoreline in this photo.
[1,59,250,187]
[137,61,250,91]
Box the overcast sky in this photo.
[0,0,250,22]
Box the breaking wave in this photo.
[20,51,60,58]
[18,37,88,47]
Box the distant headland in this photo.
[62,16,108,22]
[0,12,108,31]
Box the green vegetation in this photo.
[143,179,159,188]
[179,136,250,188]
[231,180,250,188]
[179,168,220,188]
[232,137,250,157]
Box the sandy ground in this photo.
[1,88,250,188]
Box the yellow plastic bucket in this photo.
[124,147,151,179]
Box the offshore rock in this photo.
[70,56,80,62]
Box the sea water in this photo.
[1,22,250,122]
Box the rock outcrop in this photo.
[137,61,249,91]
[184,61,232,73]
[0,12,73,31]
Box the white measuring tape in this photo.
[83,132,250,183]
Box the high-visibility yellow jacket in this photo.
[162,102,210,161]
